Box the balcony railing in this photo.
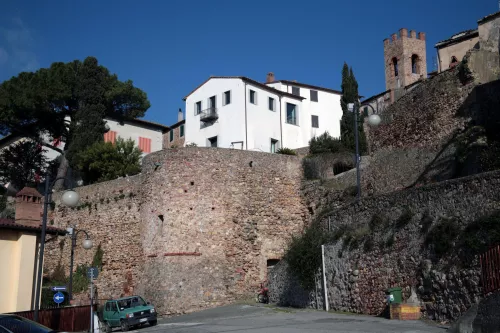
[200,107,218,122]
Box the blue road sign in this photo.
[53,292,65,304]
[51,286,67,292]
[87,267,99,279]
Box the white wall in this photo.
[185,78,246,149]
[185,78,344,152]
[245,84,283,152]
[105,118,164,155]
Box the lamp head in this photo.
[61,190,80,208]
[83,239,93,250]
[368,114,382,127]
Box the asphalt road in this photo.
[118,304,447,333]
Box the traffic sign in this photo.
[87,267,99,280]
[53,292,65,304]
[51,286,67,292]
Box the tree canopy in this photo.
[0,56,150,188]
[340,63,367,154]
[77,137,142,184]
[309,132,348,155]
[0,140,48,191]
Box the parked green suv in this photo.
[101,296,157,332]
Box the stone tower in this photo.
[383,28,427,95]
[15,187,43,227]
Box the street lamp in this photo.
[348,103,381,201]
[67,227,93,301]
[34,174,80,322]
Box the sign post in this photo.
[87,267,99,333]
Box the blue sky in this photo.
[0,0,496,126]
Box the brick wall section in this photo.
[163,123,185,148]
[45,148,307,316]
[384,29,427,92]
[45,175,144,303]
[137,148,307,315]
[368,68,475,153]
[270,170,500,322]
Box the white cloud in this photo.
[0,17,39,73]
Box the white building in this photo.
[183,73,343,152]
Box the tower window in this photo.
[392,58,398,77]
[411,54,420,74]
[450,56,459,68]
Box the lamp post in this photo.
[34,175,80,322]
[348,103,381,201]
[67,227,93,301]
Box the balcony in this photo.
[200,107,218,122]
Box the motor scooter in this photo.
[256,282,269,304]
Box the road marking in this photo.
[159,322,204,326]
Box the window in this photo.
[139,137,151,153]
[411,54,419,74]
[249,90,257,104]
[105,302,111,311]
[268,97,275,111]
[450,56,459,68]
[208,95,216,109]
[270,139,278,153]
[195,101,202,115]
[392,58,398,77]
[180,125,184,137]
[223,90,231,105]
[311,115,319,128]
[310,90,318,102]
[111,302,118,312]
[286,103,297,125]
[169,130,174,142]
[292,86,300,96]
[208,136,218,147]
[104,131,117,144]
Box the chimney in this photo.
[177,108,183,122]
[266,72,275,83]
[15,187,43,227]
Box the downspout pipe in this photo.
[279,95,283,149]
[244,82,248,150]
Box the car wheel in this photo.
[104,321,112,333]
[149,319,158,326]
[120,320,129,332]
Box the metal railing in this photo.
[480,245,500,294]
[199,107,218,122]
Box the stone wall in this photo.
[269,170,500,323]
[45,148,307,316]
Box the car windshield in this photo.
[118,296,147,309]
[0,316,55,333]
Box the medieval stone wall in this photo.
[269,170,500,323]
[45,148,307,316]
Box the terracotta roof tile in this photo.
[0,219,66,235]
[16,187,43,198]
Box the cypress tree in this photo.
[339,63,367,154]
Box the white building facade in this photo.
[183,75,343,152]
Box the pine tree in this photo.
[339,63,367,154]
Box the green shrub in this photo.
[284,222,333,290]
[420,210,433,234]
[461,211,500,256]
[185,142,198,147]
[276,147,296,155]
[369,212,389,231]
[425,217,460,258]
[309,132,349,155]
[396,206,414,229]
